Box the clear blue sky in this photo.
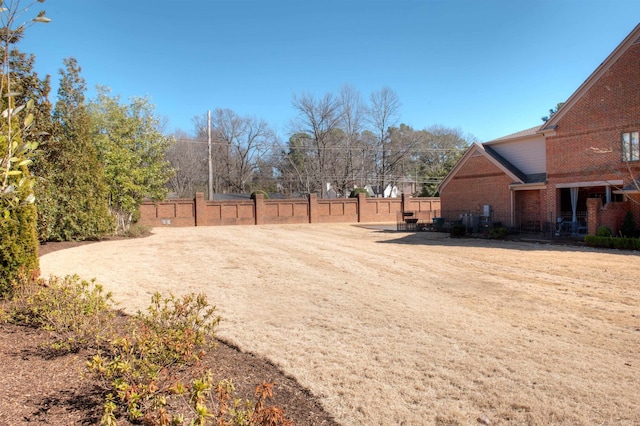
[17,0,640,142]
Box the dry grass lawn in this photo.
[39,224,640,425]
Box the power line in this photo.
[174,138,465,153]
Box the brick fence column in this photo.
[357,192,367,223]
[195,192,205,226]
[586,197,601,236]
[402,193,412,213]
[254,193,265,225]
[308,193,318,223]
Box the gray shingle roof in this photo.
[486,125,542,144]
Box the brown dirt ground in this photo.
[0,238,337,426]
[25,225,640,425]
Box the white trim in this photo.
[555,180,623,188]
[509,183,547,191]
[510,189,514,227]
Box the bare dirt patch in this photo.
[37,224,640,425]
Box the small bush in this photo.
[596,226,612,237]
[123,222,151,238]
[349,187,369,198]
[621,211,636,238]
[489,227,509,239]
[88,292,221,423]
[5,273,116,352]
[450,223,466,237]
[3,279,292,425]
[250,190,269,199]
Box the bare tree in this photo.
[366,87,402,191]
[210,108,274,193]
[290,92,342,197]
[166,130,207,198]
[336,85,366,194]
[192,113,227,194]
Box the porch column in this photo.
[510,189,514,228]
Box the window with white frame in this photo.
[622,131,639,161]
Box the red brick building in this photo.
[439,23,640,236]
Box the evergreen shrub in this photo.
[489,227,509,239]
[349,187,369,198]
[584,235,640,250]
[621,211,636,238]
[0,203,39,297]
[450,223,466,237]
[250,190,270,199]
[596,226,612,237]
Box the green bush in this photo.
[88,292,221,423]
[450,223,466,237]
[3,278,292,425]
[596,226,612,237]
[621,211,636,238]
[489,227,509,239]
[349,187,369,198]
[250,190,270,199]
[123,222,151,238]
[0,203,39,298]
[585,235,640,250]
[5,274,116,352]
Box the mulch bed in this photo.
[0,241,338,425]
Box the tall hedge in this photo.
[36,58,114,241]
[0,1,49,295]
[0,123,40,296]
[0,196,39,297]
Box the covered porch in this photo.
[556,180,623,236]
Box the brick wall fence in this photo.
[587,198,637,236]
[139,192,441,227]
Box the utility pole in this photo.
[207,110,213,200]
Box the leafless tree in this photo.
[165,130,207,198]
[366,87,402,190]
[192,114,227,194]
[290,92,343,197]
[336,85,367,194]
[210,108,274,193]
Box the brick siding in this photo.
[440,155,515,223]
[546,43,640,231]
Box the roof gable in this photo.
[438,142,526,193]
[485,126,547,176]
[541,23,640,130]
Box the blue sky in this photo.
[17,0,640,142]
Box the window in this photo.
[622,131,639,161]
